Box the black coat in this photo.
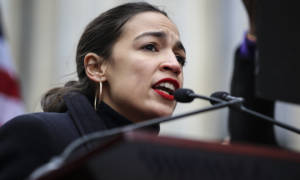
[228,47,277,146]
[0,93,144,180]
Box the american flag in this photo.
[0,14,24,126]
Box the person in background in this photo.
[228,0,277,146]
[0,2,186,179]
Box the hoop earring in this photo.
[94,81,102,110]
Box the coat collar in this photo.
[63,92,107,138]
[63,92,160,140]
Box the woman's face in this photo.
[102,12,185,122]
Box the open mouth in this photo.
[153,82,175,95]
[152,78,179,100]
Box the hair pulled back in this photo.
[41,2,167,112]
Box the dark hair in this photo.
[41,2,168,112]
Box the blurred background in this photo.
[1,0,300,151]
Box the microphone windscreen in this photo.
[174,88,195,103]
[210,91,229,104]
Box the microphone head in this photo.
[210,91,229,99]
[174,88,195,103]
[209,91,229,104]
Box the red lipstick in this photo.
[154,89,174,100]
[152,78,180,101]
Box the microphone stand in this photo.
[189,90,300,135]
[239,105,300,135]
[193,92,300,135]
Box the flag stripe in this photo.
[0,67,21,99]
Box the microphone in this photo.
[210,91,244,104]
[209,91,300,135]
[174,88,228,104]
[173,88,195,102]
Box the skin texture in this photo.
[99,12,186,122]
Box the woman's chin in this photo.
[147,106,174,120]
[127,100,176,122]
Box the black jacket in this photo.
[228,47,277,146]
[0,92,148,180]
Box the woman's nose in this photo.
[159,54,182,75]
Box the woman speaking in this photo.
[0,2,186,179]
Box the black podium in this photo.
[37,132,300,180]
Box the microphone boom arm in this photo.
[239,105,300,135]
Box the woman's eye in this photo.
[142,44,157,52]
[176,55,186,66]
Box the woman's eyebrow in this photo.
[134,31,166,40]
[135,31,185,52]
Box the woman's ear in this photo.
[84,52,108,82]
